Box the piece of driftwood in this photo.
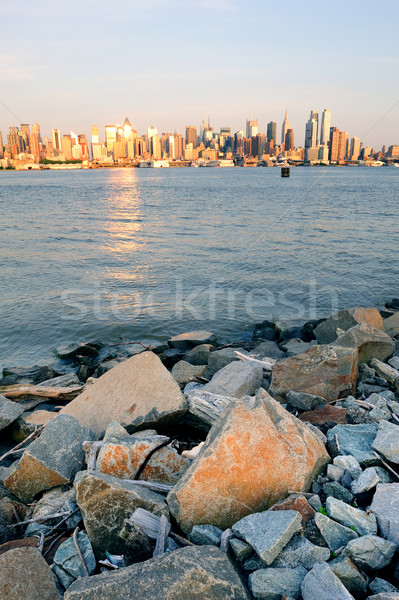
[83,441,103,471]
[234,350,275,372]
[186,391,231,431]
[9,510,71,528]
[122,480,173,494]
[0,425,45,463]
[153,515,171,557]
[44,506,81,538]
[128,508,160,540]
[73,527,90,576]
[370,358,399,387]
[220,528,233,553]
[169,532,195,547]
[37,533,45,554]
[372,451,399,480]
[0,384,83,403]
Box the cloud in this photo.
[0,54,41,82]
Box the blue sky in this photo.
[1,0,398,148]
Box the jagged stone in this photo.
[168,331,217,351]
[171,360,207,384]
[203,360,263,398]
[332,323,395,364]
[61,351,187,436]
[0,546,61,599]
[54,530,96,583]
[188,524,223,546]
[315,307,384,344]
[369,579,399,594]
[370,483,399,546]
[0,394,24,430]
[64,545,251,600]
[249,566,307,600]
[184,344,214,365]
[372,421,399,464]
[269,494,316,523]
[270,345,358,402]
[167,390,328,532]
[270,534,330,569]
[315,512,359,552]
[326,423,378,466]
[286,390,327,410]
[74,470,168,557]
[4,414,95,503]
[351,467,380,494]
[344,535,396,570]
[229,538,253,561]
[326,497,377,536]
[329,555,367,594]
[384,312,399,337]
[301,561,355,600]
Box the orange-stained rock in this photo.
[315,307,384,344]
[167,389,329,533]
[269,494,316,523]
[269,345,358,403]
[60,352,187,436]
[299,405,347,425]
[96,422,189,485]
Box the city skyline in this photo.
[1,1,398,149]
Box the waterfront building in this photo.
[185,125,197,148]
[338,131,348,161]
[281,110,290,144]
[320,109,331,145]
[267,121,276,143]
[318,145,329,162]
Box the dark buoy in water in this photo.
[281,167,290,177]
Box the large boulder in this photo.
[270,345,358,402]
[74,470,168,557]
[61,352,187,436]
[331,323,395,364]
[64,545,251,600]
[168,330,217,351]
[4,414,95,503]
[96,422,189,484]
[0,547,61,599]
[167,389,329,533]
[202,361,263,398]
[384,312,399,337]
[315,307,384,344]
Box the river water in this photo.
[1,166,398,368]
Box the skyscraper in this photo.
[267,121,276,143]
[329,127,340,162]
[246,119,258,138]
[305,111,318,150]
[91,125,100,144]
[281,110,290,144]
[285,129,294,151]
[105,126,117,154]
[185,126,197,148]
[51,128,62,152]
[320,109,331,145]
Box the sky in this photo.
[1,0,398,149]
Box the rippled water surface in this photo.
[0,167,398,367]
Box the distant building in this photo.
[185,125,197,148]
[284,128,294,151]
[305,110,318,150]
[281,111,290,144]
[349,137,360,160]
[51,128,62,152]
[267,121,276,143]
[320,109,331,146]
[329,127,340,162]
[246,119,258,138]
[387,145,399,157]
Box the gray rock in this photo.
[369,578,398,594]
[0,394,25,430]
[372,421,399,463]
[329,555,367,594]
[171,360,207,385]
[323,481,354,504]
[326,423,378,466]
[0,547,62,599]
[244,555,266,571]
[326,497,378,536]
[203,361,263,398]
[185,389,232,431]
[4,414,96,503]
[229,538,253,561]
[283,339,314,357]
[374,467,394,483]
[207,348,242,377]
[370,483,399,546]
[308,494,323,512]
[0,364,60,385]
[345,535,396,570]
[54,530,96,583]
[64,545,251,600]
[315,512,359,552]
[232,510,302,565]
[368,393,389,407]
[286,390,327,411]
[366,594,399,599]
[40,373,81,387]
[302,561,356,600]
[389,357,399,370]
[184,344,214,365]
[168,330,217,351]
[351,467,380,495]
[52,563,75,590]
[331,322,395,364]
[188,524,223,546]
[270,534,330,569]
[249,566,307,600]
[251,341,285,360]
[371,406,393,422]
[74,470,169,557]
[387,399,399,416]
[56,342,100,359]
[327,464,344,482]
[333,455,362,479]
[315,307,383,344]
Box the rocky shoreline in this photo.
[1,300,399,599]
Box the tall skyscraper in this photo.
[0,131,3,158]
[185,126,197,148]
[105,125,117,154]
[329,127,340,162]
[309,110,319,143]
[267,121,276,143]
[305,111,318,150]
[51,128,62,152]
[246,119,258,138]
[281,110,290,144]
[91,125,100,145]
[320,109,331,145]
[285,129,295,151]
